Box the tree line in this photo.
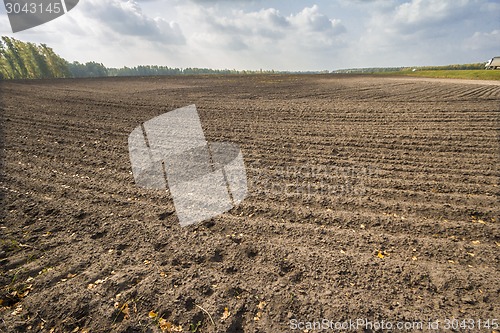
[0,36,70,79]
[412,63,485,71]
[0,36,279,80]
[67,63,250,77]
[333,63,486,74]
[1,36,489,80]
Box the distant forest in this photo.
[0,36,490,80]
[0,37,282,79]
[332,63,486,74]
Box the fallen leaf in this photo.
[158,318,171,332]
[221,307,231,320]
[121,303,130,320]
[257,301,267,310]
[377,251,385,259]
[149,311,158,319]
[471,240,481,245]
[20,285,32,298]
[11,305,22,316]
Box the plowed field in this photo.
[1,75,499,332]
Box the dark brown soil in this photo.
[1,74,499,333]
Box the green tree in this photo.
[0,36,71,79]
[37,43,70,78]
[2,36,28,78]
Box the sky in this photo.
[0,0,499,71]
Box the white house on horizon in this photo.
[485,57,500,69]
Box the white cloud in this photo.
[289,5,346,34]
[464,29,500,54]
[0,0,498,69]
[80,0,185,44]
[0,0,187,67]
[343,0,500,67]
[391,0,478,35]
[165,4,347,70]
[189,5,345,54]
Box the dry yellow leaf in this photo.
[377,251,385,259]
[158,318,171,332]
[16,284,32,298]
[11,305,22,316]
[257,301,267,310]
[121,303,130,320]
[149,311,158,319]
[221,307,231,320]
